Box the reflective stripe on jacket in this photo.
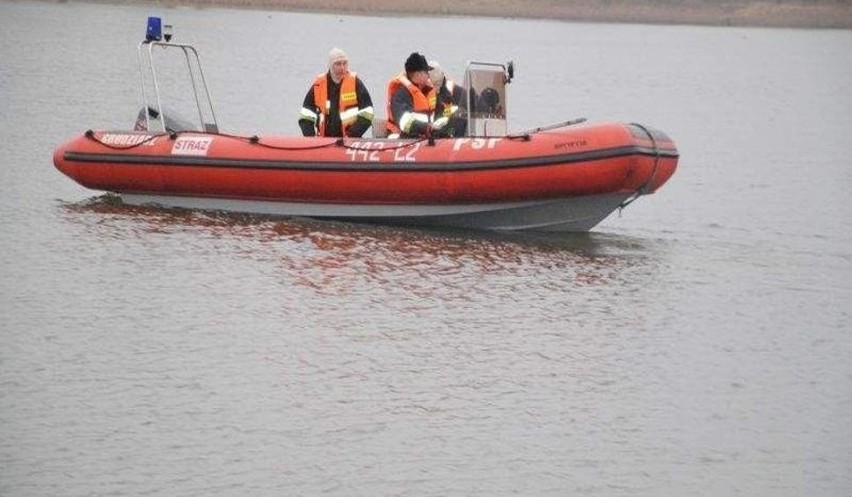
[301,72,362,137]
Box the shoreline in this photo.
[96,0,852,29]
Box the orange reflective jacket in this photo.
[312,72,359,136]
[385,73,436,135]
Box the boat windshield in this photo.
[463,62,511,137]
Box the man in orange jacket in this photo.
[386,52,450,138]
[299,48,374,137]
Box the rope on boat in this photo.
[247,136,342,151]
[250,136,431,151]
[84,129,430,152]
[618,122,662,212]
[506,117,587,141]
[83,130,168,150]
[339,137,431,151]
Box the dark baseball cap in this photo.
[405,52,433,73]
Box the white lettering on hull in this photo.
[171,136,213,156]
[100,134,158,147]
[452,138,501,151]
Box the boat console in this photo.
[463,61,514,137]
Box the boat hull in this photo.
[54,122,678,232]
[121,191,632,232]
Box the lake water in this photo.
[2,1,851,495]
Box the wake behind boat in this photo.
[53,18,679,232]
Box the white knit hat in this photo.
[328,47,348,67]
[428,60,443,87]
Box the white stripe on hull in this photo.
[120,193,634,232]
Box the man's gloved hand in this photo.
[432,116,449,130]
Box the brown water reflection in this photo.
[60,194,661,299]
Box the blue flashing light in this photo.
[146,16,162,41]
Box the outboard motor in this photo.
[133,106,197,133]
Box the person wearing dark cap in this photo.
[299,47,374,138]
[385,52,447,138]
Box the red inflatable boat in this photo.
[53,18,678,232]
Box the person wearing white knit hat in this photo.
[298,47,374,137]
[427,60,444,89]
[428,60,467,137]
[328,47,347,69]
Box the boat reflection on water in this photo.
[60,194,666,298]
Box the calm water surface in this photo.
[1,1,851,496]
